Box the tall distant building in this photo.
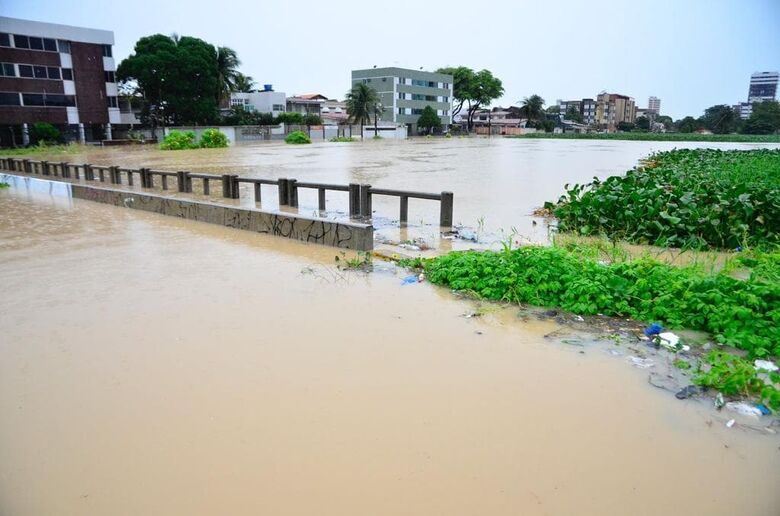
[595,92,636,130]
[648,96,661,114]
[747,71,778,103]
[351,67,453,134]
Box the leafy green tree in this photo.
[546,105,560,114]
[233,73,255,93]
[30,122,61,144]
[520,95,545,125]
[635,116,650,131]
[417,106,441,135]
[435,67,504,131]
[656,115,673,130]
[216,46,241,103]
[118,34,220,128]
[676,116,700,133]
[564,105,583,123]
[277,112,304,125]
[303,113,323,126]
[701,104,737,134]
[345,83,380,140]
[741,100,780,134]
[617,121,635,132]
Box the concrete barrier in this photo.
[1,173,374,250]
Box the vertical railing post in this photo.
[221,174,232,198]
[127,169,134,186]
[348,183,360,218]
[440,191,454,229]
[360,184,372,218]
[111,166,121,184]
[287,178,298,207]
[84,163,94,181]
[98,166,105,182]
[42,160,50,176]
[139,168,147,187]
[202,178,209,195]
[231,175,240,199]
[400,195,409,224]
[254,182,262,203]
[185,172,193,193]
[147,169,155,188]
[278,178,289,205]
[60,161,69,178]
[74,163,80,179]
[161,173,168,190]
[177,171,186,192]
[318,188,326,211]
[23,159,30,174]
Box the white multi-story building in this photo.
[748,71,779,104]
[229,85,286,116]
[648,96,661,114]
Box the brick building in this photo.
[0,17,119,147]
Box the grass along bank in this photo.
[511,132,780,143]
[546,148,780,250]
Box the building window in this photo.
[107,96,118,108]
[272,104,285,111]
[102,45,112,57]
[0,33,10,47]
[411,108,424,115]
[18,65,33,78]
[382,77,387,82]
[47,67,61,79]
[62,68,73,80]
[105,70,116,83]
[47,94,77,107]
[398,92,405,100]
[57,39,71,53]
[0,92,20,105]
[43,38,57,51]
[13,35,29,48]
[0,63,15,77]
[33,65,47,79]
[398,107,404,114]
[22,93,45,106]
[443,83,449,89]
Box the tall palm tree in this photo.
[520,94,545,125]
[345,83,380,140]
[216,46,241,104]
[234,73,256,93]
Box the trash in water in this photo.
[644,323,664,337]
[755,403,772,415]
[628,356,654,369]
[399,243,421,251]
[675,385,701,400]
[725,402,763,418]
[714,393,725,410]
[608,349,623,356]
[656,332,690,352]
[726,419,736,428]
[401,275,419,285]
[574,315,584,322]
[418,273,425,282]
[459,229,478,242]
[754,359,779,372]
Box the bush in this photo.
[160,130,197,150]
[199,128,229,148]
[329,136,355,142]
[30,122,61,144]
[285,131,311,144]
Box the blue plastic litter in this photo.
[401,275,419,285]
[755,403,772,415]
[645,323,664,337]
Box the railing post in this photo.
[202,178,209,195]
[74,163,80,179]
[440,191,454,229]
[23,159,30,174]
[348,183,360,217]
[161,174,168,190]
[139,168,147,187]
[231,175,240,199]
[278,178,288,205]
[185,172,193,193]
[400,195,409,224]
[60,161,69,178]
[177,171,186,192]
[127,169,134,186]
[84,163,94,181]
[111,166,121,184]
[318,188,326,211]
[41,160,49,175]
[146,168,155,188]
[360,184,372,218]
[98,166,105,182]
[254,182,262,203]
[221,174,232,198]
[287,178,298,207]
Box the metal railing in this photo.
[0,157,454,228]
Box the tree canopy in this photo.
[417,106,441,135]
[345,83,381,139]
[436,67,504,131]
[564,105,583,123]
[520,95,545,125]
[741,100,780,134]
[700,104,736,134]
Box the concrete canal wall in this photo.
[1,173,374,250]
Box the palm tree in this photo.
[372,102,385,137]
[216,46,241,104]
[345,83,380,140]
[520,94,545,125]
[234,73,256,93]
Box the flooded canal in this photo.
[1,150,779,516]
[14,138,780,244]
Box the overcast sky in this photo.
[3,0,779,118]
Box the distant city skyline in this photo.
[2,0,778,119]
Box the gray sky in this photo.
[3,0,779,118]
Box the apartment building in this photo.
[648,96,661,114]
[351,67,453,134]
[229,85,287,117]
[581,98,597,125]
[0,16,118,146]
[747,71,778,103]
[595,92,636,130]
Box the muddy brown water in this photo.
[2,165,779,516]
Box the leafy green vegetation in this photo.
[512,132,780,142]
[547,149,780,249]
[335,251,372,271]
[694,351,779,411]
[409,246,780,358]
[0,143,81,156]
[199,128,229,148]
[285,131,311,144]
[329,136,356,142]
[30,122,62,144]
[159,130,198,150]
[0,182,9,188]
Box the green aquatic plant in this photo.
[513,132,780,143]
[160,130,198,150]
[285,131,311,144]
[694,351,780,411]
[199,128,229,148]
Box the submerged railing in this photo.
[0,157,454,228]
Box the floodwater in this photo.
[16,137,780,245]
[1,158,779,516]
